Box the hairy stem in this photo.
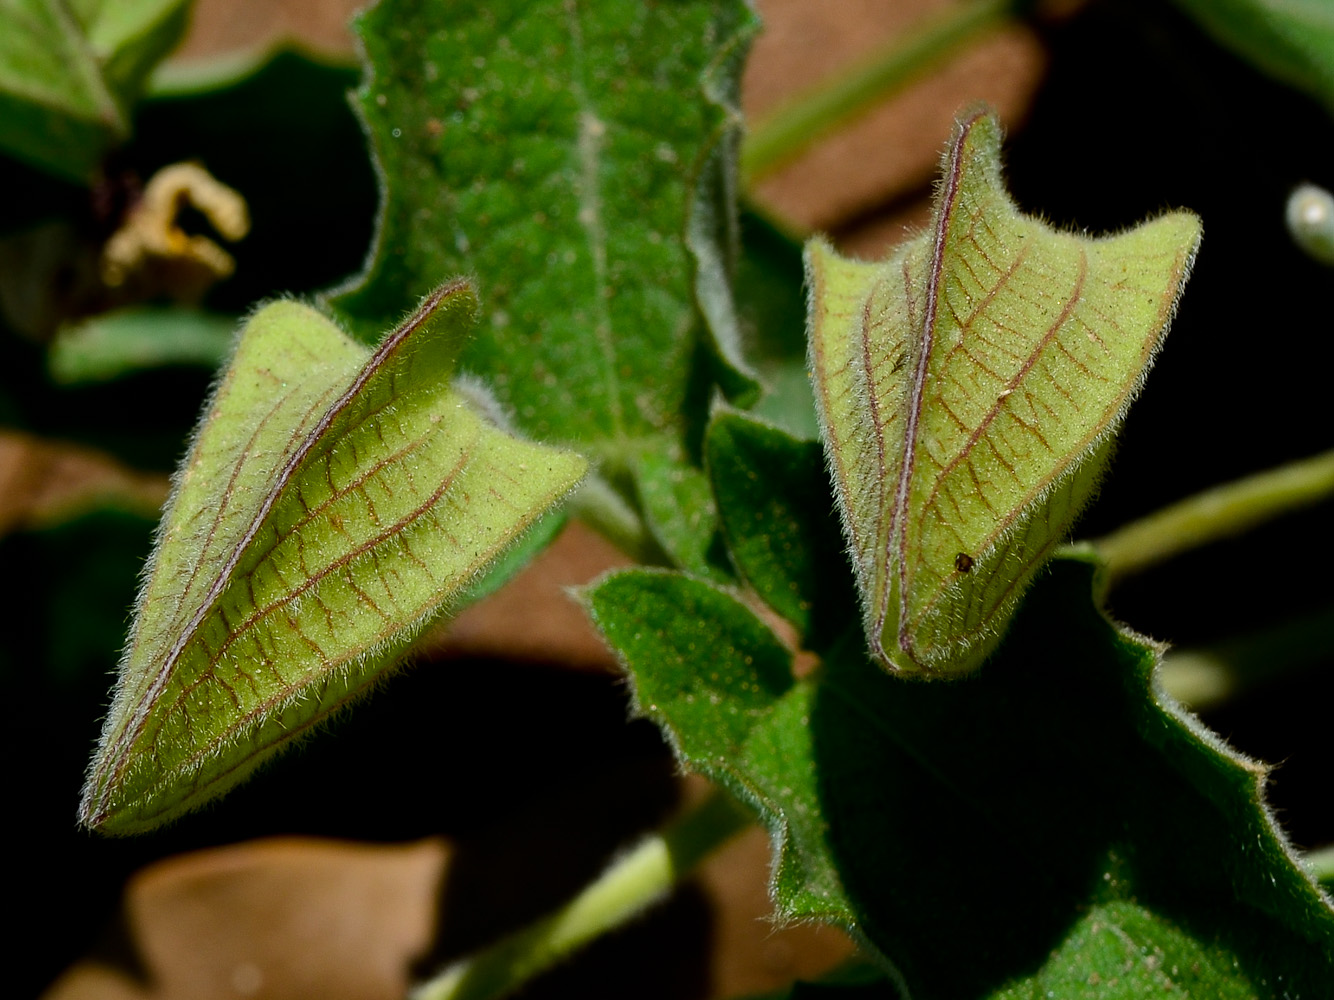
[411,788,754,1000]
[1092,450,1334,585]
[741,0,1014,184]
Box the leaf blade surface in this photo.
[330,0,758,460]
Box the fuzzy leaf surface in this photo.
[586,558,1334,999]
[807,110,1201,677]
[81,283,586,833]
[0,0,189,180]
[330,0,759,489]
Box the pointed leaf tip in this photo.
[82,283,586,833]
[807,109,1201,677]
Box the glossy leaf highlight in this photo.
[81,283,586,834]
[806,110,1201,676]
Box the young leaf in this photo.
[807,109,1201,677]
[586,557,1334,999]
[80,282,586,834]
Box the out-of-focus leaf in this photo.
[1172,0,1334,114]
[48,306,236,383]
[587,553,1334,999]
[0,0,191,181]
[81,283,587,834]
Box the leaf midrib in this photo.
[889,109,979,664]
[564,0,626,445]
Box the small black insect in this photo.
[954,552,974,573]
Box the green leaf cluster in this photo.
[588,411,1334,999]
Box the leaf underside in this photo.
[806,110,1201,677]
[81,283,586,834]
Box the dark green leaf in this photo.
[735,209,818,439]
[587,556,1334,999]
[586,569,855,928]
[329,0,760,481]
[633,450,726,580]
[705,411,854,648]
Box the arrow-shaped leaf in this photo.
[81,282,586,834]
[806,109,1201,676]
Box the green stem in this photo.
[1091,450,1334,585]
[741,0,1015,184]
[410,788,754,1000]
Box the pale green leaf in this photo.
[48,306,235,383]
[0,0,190,181]
[80,282,587,834]
[806,110,1201,676]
